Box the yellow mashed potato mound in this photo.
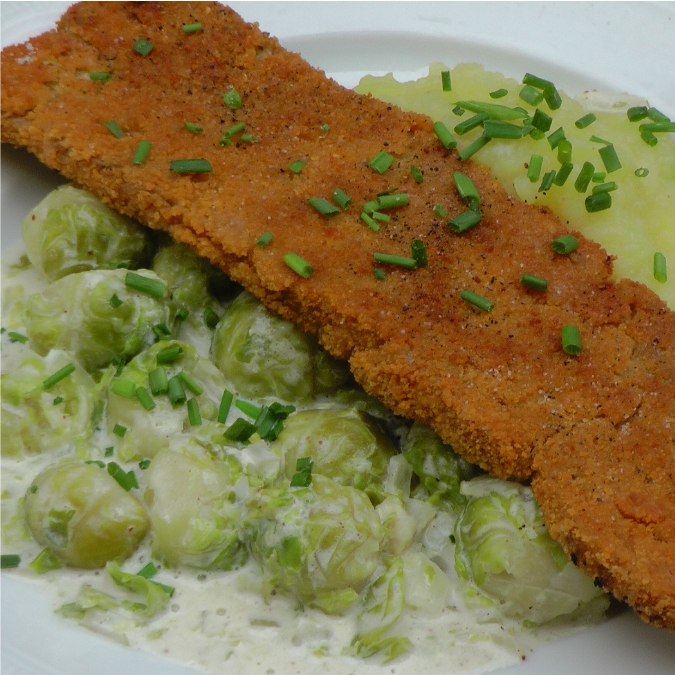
[356,63,674,308]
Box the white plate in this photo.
[2,3,675,675]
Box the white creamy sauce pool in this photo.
[1,240,586,675]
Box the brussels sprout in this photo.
[376,497,417,556]
[24,459,149,568]
[105,340,229,460]
[401,549,451,616]
[210,291,349,404]
[143,445,248,570]
[1,350,95,457]
[273,408,396,492]
[24,268,171,371]
[22,185,153,280]
[249,474,382,612]
[454,476,608,624]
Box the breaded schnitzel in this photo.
[2,2,674,629]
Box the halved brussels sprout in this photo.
[24,268,171,371]
[454,476,608,624]
[249,474,383,612]
[143,444,247,570]
[210,291,349,404]
[22,185,153,280]
[24,459,148,568]
[274,408,396,492]
[1,350,95,457]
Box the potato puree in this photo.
[356,63,675,308]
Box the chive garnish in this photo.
[453,100,528,120]
[288,160,306,173]
[377,193,409,209]
[411,240,428,267]
[239,134,257,143]
[538,169,556,192]
[308,197,341,218]
[483,119,525,139]
[257,231,273,247]
[204,307,220,329]
[222,87,242,109]
[219,122,246,146]
[184,122,203,134]
[592,171,607,183]
[148,366,168,394]
[528,128,546,141]
[410,165,424,183]
[489,88,508,99]
[448,209,482,233]
[133,140,152,164]
[152,323,172,340]
[634,167,649,178]
[105,120,124,139]
[591,181,618,194]
[647,107,670,123]
[561,325,582,355]
[133,39,153,56]
[7,331,28,344]
[169,159,212,173]
[105,446,114,457]
[453,172,480,210]
[1,554,21,569]
[574,161,595,193]
[575,113,597,129]
[182,22,203,33]
[156,345,183,363]
[454,112,489,136]
[320,124,331,133]
[135,386,155,411]
[223,417,256,442]
[433,121,457,149]
[89,72,111,82]
[361,212,380,232]
[235,399,261,419]
[654,252,667,283]
[176,307,189,321]
[519,85,545,107]
[85,460,106,468]
[112,423,127,437]
[557,139,573,165]
[125,271,165,298]
[373,253,417,269]
[551,235,579,254]
[527,154,543,182]
[640,130,658,147]
[138,459,151,470]
[458,134,491,161]
[452,105,466,117]
[553,162,574,186]
[639,122,675,133]
[43,363,75,390]
[598,144,621,173]
[585,191,612,213]
[284,253,314,278]
[547,127,565,150]
[362,199,379,214]
[187,398,202,426]
[179,371,203,396]
[531,109,553,132]
[111,379,137,399]
[374,268,386,280]
[332,189,351,209]
[521,274,548,291]
[441,70,452,91]
[627,106,649,122]
[461,289,494,312]
[433,204,447,218]
[372,211,390,223]
[167,375,186,407]
[369,150,395,174]
[53,396,64,405]
[218,389,233,423]
[290,457,314,487]
[107,462,139,490]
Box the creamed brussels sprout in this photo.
[24,459,148,568]
[22,185,154,280]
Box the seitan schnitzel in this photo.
[2,1,674,630]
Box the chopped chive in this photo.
[43,363,75,390]
[598,144,621,173]
[369,150,395,174]
[460,289,494,312]
[219,122,246,146]
[218,389,233,423]
[137,562,158,579]
[373,253,417,269]
[538,169,556,192]
[634,167,649,178]
[411,240,428,267]
[125,271,165,298]
[107,462,139,490]
[89,72,111,82]
[654,252,667,283]
[448,209,482,233]
[627,106,649,122]
[452,105,466,116]
[377,193,408,209]
[453,171,480,209]
[105,120,124,139]
[561,325,582,355]
[85,460,106,468]
[184,122,203,134]
[547,127,566,150]
[133,140,152,164]
[152,323,172,340]
[592,171,607,183]
[531,108,553,132]
[53,396,64,405]
[553,162,574,186]
[224,417,257,442]
[551,235,578,255]
[453,100,528,120]
[239,134,257,144]
[148,367,169,396]
[519,85,545,106]
[454,111,489,136]
[433,121,457,149]
[371,211,390,223]
[111,379,137,399]
[433,204,447,218]
[169,158,212,173]
[410,165,424,183]
[257,231,273,247]
[138,459,151,471]
[458,134,491,161]
[222,87,242,109]
[288,159,306,173]
[320,124,331,133]
[135,386,155,411]
[527,154,543,182]
[489,88,508,99]
[528,128,546,141]
[105,446,114,457]
[639,122,675,133]
[204,307,220,329]
[591,181,618,194]
[332,189,351,209]
[175,307,189,321]
[574,161,595,193]
[361,212,380,231]
[307,197,341,218]
[283,253,313,278]
[111,354,125,376]
[1,554,21,569]
[521,274,548,291]
[575,113,596,129]
[182,22,203,33]
[362,199,379,214]
[167,375,186,407]
[112,423,127,437]
[374,268,386,280]
[156,345,183,364]
[441,70,452,91]
[640,129,658,147]
[557,139,573,164]
[187,398,202,426]
[7,331,28,344]
[179,371,203,396]
[483,119,525,139]
[133,38,153,56]
[647,107,670,123]
[585,191,612,212]
[235,399,261,419]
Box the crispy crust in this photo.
[2,2,674,629]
